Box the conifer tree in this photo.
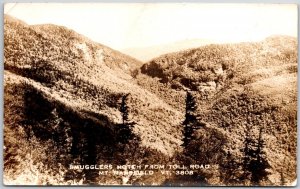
[115,94,142,174]
[182,91,202,148]
[176,91,208,185]
[120,94,129,125]
[220,151,241,185]
[118,94,135,144]
[249,128,270,185]
[242,126,254,181]
[242,127,270,185]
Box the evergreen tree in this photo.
[120,94,129,125]
[182,91,202,148]
[242,127,270,185]
[175,91,209,185]
[249,128,270,185]
[117,94,135,144]
[220,151,242,185]
[241,125,254,181]
[115,94,142,172]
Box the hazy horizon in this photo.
[4,3,297,61]
[121,35,298,61]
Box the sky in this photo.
[4,3,298,51]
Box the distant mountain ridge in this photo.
[122,38,217,62]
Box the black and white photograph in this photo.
[3,3,297,186]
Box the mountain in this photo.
[4,14,297,186]
[4,14,183,152]
[122,38,216,62]
[4,15,182,185]
[136,35,297,185]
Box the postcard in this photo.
[3,3,297,186]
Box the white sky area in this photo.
[4,3,298,51]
